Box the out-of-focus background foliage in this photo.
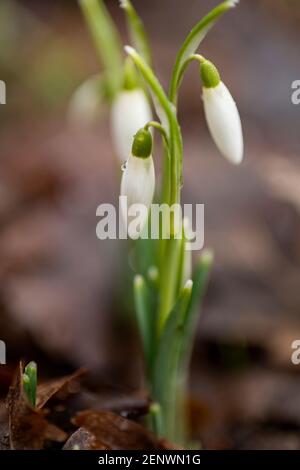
[1,0,300,449]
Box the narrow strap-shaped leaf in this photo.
[149,402,163,437]
[175,219,192,293]
[79,0,123,98]
[134,275,156,375]
[152,281,193,437]
[157,235,182,332]
[120,0,152,66]
[169,0,238,104]
[179,249,214,373]
[153,252,213,440]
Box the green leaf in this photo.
[79,0,123,98]
[179,249,214,372]
[149,402,163,437]
[157,236,182,332]
[120,0,152,66]
[23,361,37,407]
[169,0,238,104]
[134,275,156,375]
[152,251,213,440]
[152,281,193,436]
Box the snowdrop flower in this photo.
[121,128,155,239]
[68,75,103,128]
[111,88,152,163]
[201,60,243,165]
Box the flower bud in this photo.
[111,88,152,163]
[132,128,152,158]
[200,60,220,88]
[201,62,243,165]
[120,153,155,239]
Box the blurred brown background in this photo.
[0,0,300,449]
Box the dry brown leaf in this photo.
[63,427,107,450]
[72,410,179,450]
[36,368,86,409]
[6,362,67,450]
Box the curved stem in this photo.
[125,47,183,210]
[144,121,169,148]
[169,0,236,105]
[171,54,206,106]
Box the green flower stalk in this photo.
[78,0,243,444]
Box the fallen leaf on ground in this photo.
[6,362,67,449]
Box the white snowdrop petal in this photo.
[111,89,152,163]
[203,82,243,165]
[121,155,155,237]
[68,77,103,127]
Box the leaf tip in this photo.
[134,274,144,288]
[226,0,239,8]
[184,279,193,292]
[22,374,30,385]
[25,361,37,372]
[148,265,159,282]
[124,45,135,56]
[200,249,214,267]
[119,0,128,9]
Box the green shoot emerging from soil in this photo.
[77,0,243,445]
[23,361,37,407]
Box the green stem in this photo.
[144,121,169,147]
[169,0,236,105]
[134,275,155,376]
[157,236,181,333]
[120,0,152,66]
[125,47,183,211]
[79,0,123,99]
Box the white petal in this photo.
[111,89,152,163]
[120,155,155,238]
[203,82,243,165]
[68,76,103,128]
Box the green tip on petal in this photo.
[132,128,152,158]
[201,60,221,88]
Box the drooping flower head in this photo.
[120,128,155,239]
[201,59,243,165]
[111,88,152,163]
